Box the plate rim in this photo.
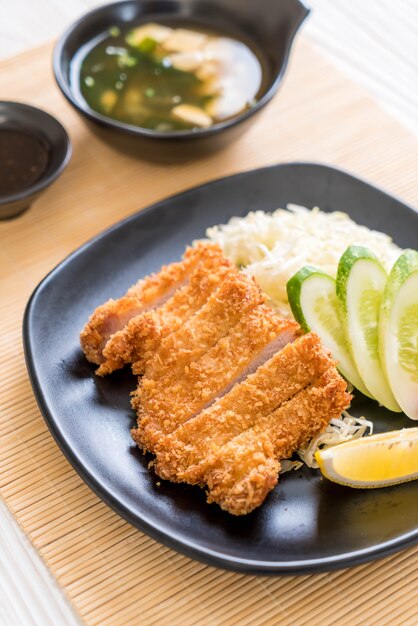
[23,161,418,574]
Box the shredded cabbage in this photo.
[280,459,303,474]
[279,414,374,473]
[280,411,373,474]
[206,204,401,317]
[296,413,374,469]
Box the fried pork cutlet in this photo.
[153,333,334,483]
[80,243,351,517]
[205,367,350,515]
[141,271,266,382]
[80,242,223,365]
[96,249,234,376]
[131,304,298,453]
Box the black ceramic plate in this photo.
[24,163,418,575]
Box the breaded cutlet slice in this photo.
[96,250,234,376]
[139,271,265,383]
[131,307,298,453]
[80,242,222,365]
[154,333,333,483]
[205,367,351,515]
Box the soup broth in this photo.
[78,22,264,132]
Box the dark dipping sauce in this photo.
[0,129,49,197]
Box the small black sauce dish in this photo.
[53,0,310,162]
[0,102,72,220]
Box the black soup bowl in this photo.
[53,0,310,161]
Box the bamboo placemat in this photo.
[1,37,417,626]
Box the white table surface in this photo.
[0,2,417,625]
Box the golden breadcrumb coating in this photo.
[80,242,220,364]
[96,246,233,375]
[132,305,297,453]
[205,367,350,515]
[154,333,333,483]
[142,272,265,383]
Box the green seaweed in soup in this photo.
[79,22,263,132]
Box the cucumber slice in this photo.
[287,266,371,396]
[336,246,400,411]
[379,249,418,420]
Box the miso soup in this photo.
[77,22,264,132]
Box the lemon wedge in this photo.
[315,428,418,488]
